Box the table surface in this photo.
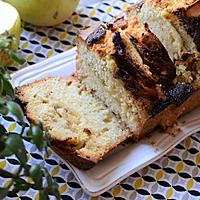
[1,0,200,199]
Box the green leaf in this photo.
[0,77,3,94]
[0,146,13,158]
[43,168,53,186]
[0,67,5,74]
[0,169,13,178]
[43,169,60,199]
[0,139,5,151]
[0,125,6,135]
[13,181,30,192]
[39,190,49,200]
[49,182,60,199]
[0,103,8,115]
[7,101,24,123]
[0,188,8,199]
[29,164,43,189]
[26,128,32,137]
[15,177,26,184]
[31,126,44,150]
[0,39,9,49]
[6,134,27,165]
[15,184,30,191]
[9,51,26,65]
[2,78,14,98]
[2,71,11,80]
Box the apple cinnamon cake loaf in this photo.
[17,77,132,169]
[125,0,200,87]
[17,0,200,170]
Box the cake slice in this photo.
[126,0,200,59]
[16,77,132,170]
[126,0,200,87]
[77,16,200,139]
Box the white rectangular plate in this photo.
[11,47,200,196]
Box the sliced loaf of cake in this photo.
[126,0,200,87]
[17,1,200,170]
[77,15,200,139]
[17,77,132,169]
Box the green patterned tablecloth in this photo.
[1,0,200,199]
